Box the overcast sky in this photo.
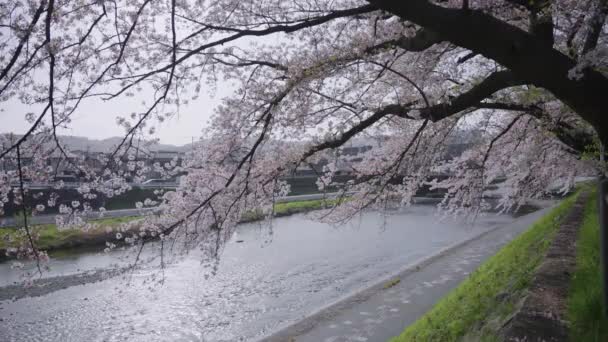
[0,38,267,146]
[0,23,288,146]
[0,84,235,146]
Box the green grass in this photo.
[567,189,608,342]
[1,198,341,253]
[391,190,581,342]
[384,278,401,289]
[276,198,343,213]
[0,216,140,251]
[241,198,344,221]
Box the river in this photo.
[0,205,524,342]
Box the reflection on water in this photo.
[0,206,515,342]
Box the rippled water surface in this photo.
[0,206,515,341]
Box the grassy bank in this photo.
[567,190,608,341]
[0,216,140,252]
[391,190,582,342]
[241,197,342,221]
[0,198,339,255]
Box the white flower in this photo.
[10,261,24,269]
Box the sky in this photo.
[0,26,252,147]
[0,87,230,146]
[0,14,293,147]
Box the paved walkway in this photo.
[261,206,553,342]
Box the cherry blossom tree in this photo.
[0,0,606,270]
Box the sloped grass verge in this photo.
[567,189,608,342]
[391,191,581,342]
[0,216,139,252]
[241,197,342,221]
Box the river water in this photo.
[0,205,519,342]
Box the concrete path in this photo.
[261,206,553,342]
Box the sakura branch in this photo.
[0,0,604,273]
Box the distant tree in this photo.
[0,0,606,269]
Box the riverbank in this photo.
[2,204,530,342]
[259,201,554,341]
[391,187,599,341]
[0,198,341,259]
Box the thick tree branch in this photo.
[300,102,413,161]
[474,102,541,112]
[566,11,587,58]
[457,51,477,64]
[347,72,526,123]
[368,0,608,142]
[582,0,608,54]
[104,4,377,100]
[418,71,524,121]
[365,28,442,53]
[504,0,551,12]
[475,102,595,154]
[0,2,46,83]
